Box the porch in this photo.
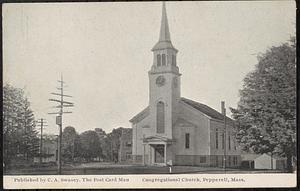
[142,135,174,166]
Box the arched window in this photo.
[185,133,190,149]
[156,101,165,133]
[162,54,166,66]
[172,55,176,66]
[157,54,161,66]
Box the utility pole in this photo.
[49,74,74,175]
[55,135,59,162]
[221,101,227,172]
[36,118,48,164]
[143,134,145,166]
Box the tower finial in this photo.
[159,1,171,42]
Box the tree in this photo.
[62,126,79,162]
[22,98,39,159]
[231,38,296,172]
[101,137,112,161]
[79,130,103,162]
[94,128,110,161]
[106,127,126,162]
[3,84,39,168]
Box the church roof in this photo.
[129,97,235,125]
[241,153,286,161]
[180,97,235,123]
[151,2,177,52]
[129,106,149,124]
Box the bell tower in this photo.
[148,2,181,138]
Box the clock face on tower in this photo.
[156,76,166,87]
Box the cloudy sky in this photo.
[3,1,295,135]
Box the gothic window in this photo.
[185,133,190,149]
[215,129,219,149]
[157,54,161,66]
[162,54,166,66]
[156,101,165,133]
[172,55,176,66]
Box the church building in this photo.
[130,2,241,167]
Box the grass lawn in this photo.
[4,162,287,175]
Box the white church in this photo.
[130,2,241,167]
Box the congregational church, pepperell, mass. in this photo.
[130,2,241,167]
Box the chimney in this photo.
[221,101,226,115]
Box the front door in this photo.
[154,145,164,163]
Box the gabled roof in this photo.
[129,106,149,124]
[258,153,286,160]
[180,97,235,124]
[242,153,286,161]
[129,97,235,125]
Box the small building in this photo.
[118,128,132,162]
[241,154,260,169]
[241,153,286,170]
[254,154,286,170]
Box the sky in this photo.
[3,1,295,135]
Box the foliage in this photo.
[3,84,39,167]
[62,126,80,162]
[79,130,103,161]
[100,137,112,161]
[105,127,126,161]
[230,38,296,171]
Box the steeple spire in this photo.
[159,1,171,42]
[152,2,177,52]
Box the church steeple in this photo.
[148,1,181,139]
[152,2,177,52]
[159,1,171,42]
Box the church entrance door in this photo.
[154,144,165,163]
